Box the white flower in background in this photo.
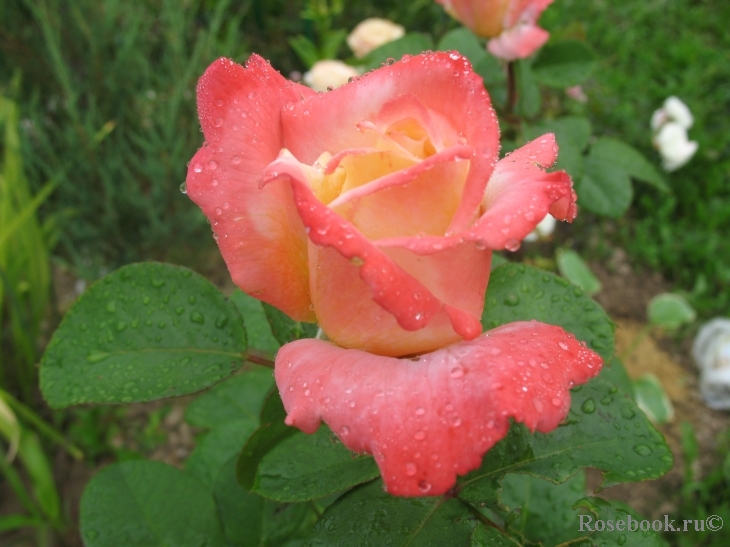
[651,96,694,131]
[524,213,557,242]
[347,18,405,59]
[651,96,697,171]
[654,122,698,172]
[303,60,360,92]
[692,318,730,410]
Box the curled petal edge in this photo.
[276,321,603,496]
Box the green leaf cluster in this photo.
[42,262,674,545]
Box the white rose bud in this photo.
[654,122,698,172]
[347,18,405,59]
[303,60,360,92]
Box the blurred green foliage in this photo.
[543,0,730,317]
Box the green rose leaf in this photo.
[556,249,602,296]
[576,151,634,217]
[40,262,246,408]
[500,472,587,546]
[647,293,696,329]
[363,33,435,70]
[254,426,380,502]
[263,302,318,346]
[471,525,521,546]
[458,423,532,511]
[79,460,225,547]
[516,379,673,488]
[230,289,281,355]
[599,357,635,400]
[633,374,674,424]
[484,263,614,361]
[460,379,673,503]
[569,497,667,546]
[237,390,298,490]
[589,137,670,193]
[305,480,475,547]
[186,420,259,487]
[185,368,274,487]
[185,367,274,429]
[214,455,316,547]
[532,40,597,88]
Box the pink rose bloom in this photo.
[186,53,601,496]
[436,0,554,61]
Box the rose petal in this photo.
[308,245,463,356]
[329,144,473,239]
[186,56,317,321]
[281,52,499,235]
[261,162,441,334]
[436,0,510,38]
[487,24,550,61]
[470,134,576,249]
[375,133,576,255]
[276,321,603,496]
[503,0,554,28]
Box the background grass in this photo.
[0,0,728,316]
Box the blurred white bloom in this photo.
[654,122,698,172]
[303,60,360,92]
[347,18,405,59]
[692,318,730,410]
[663,96,694,129]
[651,96,694,131]
[524,213,557,242]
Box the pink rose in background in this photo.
[436,0,554,61]
[186,52,602,495]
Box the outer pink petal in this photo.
[276,321,602,496]
[186,56,317,321]
[281,52,499,234]
[487,24,550,61]
[470,133,576,249]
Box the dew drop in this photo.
[415,407,425,416]
[179,181,187,194]
[505,238,521,252]
[581,398,596,414]
[414,431,426,441]
[633,444,653,456]
[405,462,417,476]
